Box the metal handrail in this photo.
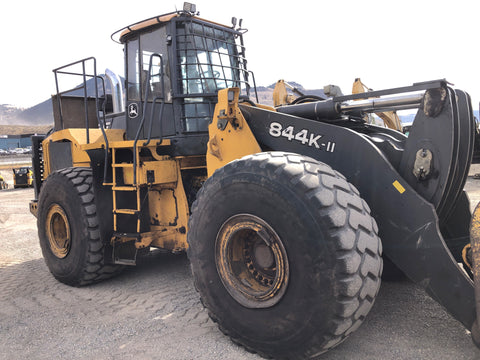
[53,58,98,131]
[144,55,165,147]
[144,97,165,147]
[133,53,165,185]
[53,57,110,182]
[53,57,107,144]
[248,70,258,103]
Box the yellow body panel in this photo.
[112,159,190,252]
[51,128,124,145]
[122,158,178,185]
[206,88,262,177]
[145,169,190,251]
[106,140,191,252]
[42,127,191,252]
[42,128,126,177]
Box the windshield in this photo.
[176,19,249,132]
[176,20,246,95]
[14,168,29,174]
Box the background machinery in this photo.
[30,3,480,358]
[13,167,33,188]
[0,174,7,189]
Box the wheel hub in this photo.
[45,204,71,259]
[215,214,289,308]
[253,242,274,269]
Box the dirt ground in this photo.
[1,162,480,359]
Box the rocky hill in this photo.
[0,100,53,126]
[0,105,25,125]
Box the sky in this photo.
[0,0,478,109]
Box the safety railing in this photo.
[132,53,166,185]
[53,57,110,181]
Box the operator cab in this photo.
[115,3,252,155]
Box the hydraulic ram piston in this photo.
[340,93,424,113]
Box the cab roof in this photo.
[112,10,232,44]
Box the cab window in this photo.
[126,27,171,102]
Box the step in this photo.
[111,232,140,266]
[112,186,137,191]
[111,232,140,241]
[112,163,134,168]
[114,209,139,215]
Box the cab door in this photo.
[125,27,174,141]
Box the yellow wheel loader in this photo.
[13,167,33,188]
[29,3,480,358]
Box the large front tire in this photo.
[37,167,122,286]
[187,152,382,359]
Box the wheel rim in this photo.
[45,204,71,259]
[215,214,289,308]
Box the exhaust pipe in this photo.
[105,68,125,113]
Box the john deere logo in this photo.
[128,103,139,118]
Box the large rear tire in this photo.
[187,152,382,359]
[37,167,122,286]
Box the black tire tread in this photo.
[39,167,122,286]
[187,152,382,359]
